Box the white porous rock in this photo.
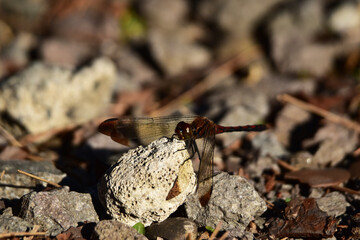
[0,57,116,137]
[98,137,196,227]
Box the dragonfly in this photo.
[98,115,267,206]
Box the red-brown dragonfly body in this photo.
[99,116,267,206]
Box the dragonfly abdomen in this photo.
[216,124,267,134]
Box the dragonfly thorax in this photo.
[175,121,193,140]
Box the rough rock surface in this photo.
[145,217,197,240]
[185,172,267,235]
[0,160,66,199]
[98,137,196,227]
[311,123,358,167]
[0,207,34,233]
[92,220,148,240]
[316,191,349,217]
[19,186,99,236]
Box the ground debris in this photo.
[284,168,350,187]
[267,198,337,238]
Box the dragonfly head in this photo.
[175,121,192,140]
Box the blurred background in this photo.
[1,0,359,131]
[1,0,360,238]
[0,0,359,182]
[0,0,360,207]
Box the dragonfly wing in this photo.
[98,118,131,146]
[98,116,197,147]
[196,125,215,206]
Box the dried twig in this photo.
[17,169,61,188]
[150,43,261,116]
[277,159,299,172]
[185,232,193,240]
[353,147,360,156]
[0,170,5,180]
[0,231,46,238]
[20,124,77,145]
[218,231,230,240]
[330,185,360,196]
[198,231,209,240]
[24,225,41,240]
[0,125,23,147]
[0,124,52,161]
[277,94,360,133]
[209,222,223,240]
[264,198,275,208]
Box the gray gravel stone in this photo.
[145,217,197,240]
[148,29,210,76]
[311,123,358,167]
[92,220,148,240]
[0,160,66,199]
[185,172,266,235]
[316,191,349,217]
[19,186,99,236]
[0,207,34,233]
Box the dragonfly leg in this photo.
[170,133,179,140]
[173,138,194,155]
[184,139,196,159]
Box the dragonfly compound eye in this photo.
[175,121,193,140]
